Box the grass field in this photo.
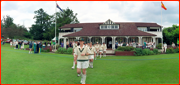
[1,44,179,84]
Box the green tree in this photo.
[163,25,179,45]
[51,7,79,38]
[30,8,52,40]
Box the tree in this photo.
[30,8,52,40]
[2,15,14,28]
[50,7,80,38]
[163,25,179,45]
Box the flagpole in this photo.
[161,2,163,51]
[55,1,57,51]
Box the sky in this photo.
[1,1,179,30]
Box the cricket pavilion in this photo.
[58,19,162,50]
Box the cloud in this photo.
[1,1,179,30]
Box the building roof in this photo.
[60,22,161,37]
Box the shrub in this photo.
[66,48,73,54]
[153,49,159,54]
[57,47,67,54]
[149,51,154,55]
[47,49,50,52]
[117,46,135,51]
[56,45,61,49]
[142,49,151,55]
[134,48,143,56]
[41,49,47,52]
[174,47,179,53]
[166,47,175,54]
[156,43,162,49]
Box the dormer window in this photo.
[100,19,119,30]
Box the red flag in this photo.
[161,1,167,10]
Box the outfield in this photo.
[1,44,179,84]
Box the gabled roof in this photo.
[60,22,161,37]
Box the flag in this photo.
[56,3,63,12]
[161,1,167,10]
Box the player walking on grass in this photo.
[99,43,103,58]
[102,42,107,57]
[88,42,96,68]
[75,38,90,84]
[72,39,78,69]
[95,42,99,58]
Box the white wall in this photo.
[146,32,162,38]
[59,32,74,39]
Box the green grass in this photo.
[1,44,179,84]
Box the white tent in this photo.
[52,37,56,41]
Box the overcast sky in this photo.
[1,1,179,30]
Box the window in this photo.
[74,28,82,32]
[100,25,119,30]
[105,26,107,28]
[108,25,110,29]
[115,25,118,28]
[111,25,114,29]
[101,25,104,29]
[137,27,147,32]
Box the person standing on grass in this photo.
[10,41,12,48]
[99,43,103,58]
[102,42,107,57]
[29,41,33,54]
[19,41,21,49]
[34,41,37,53]
[39,42,42,54]
[172,42,176,47]
[37,41,40,53]
[74,38,90,84]
[88,42,96,68]
[72,39,78,69]
[163,42,167,53]
[95,42,99,57]
[16,41,18,49]
[21,41,24,50]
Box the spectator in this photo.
[15,41,18,49]
[29,41,33,54]
[49,41,51,46]
[153,42,156,48]
[44,42,47,46]
[115,41,118,49]
[52,40,55,50]
[163,42,167,53]
[10,41,12,48]
[39,42,42,54]
[66,41,69,48]
[37,41,40,53]
[118,42,121,47]
[43,43,46,48]
[61,41,64,48]
[21,41,24,50]
[172,42,176,47]
[19,41,22,49]
[133,41,136,48]
[126,42,129,46]
[34,41,37,53]
[144,41,147,48]
[138,43,141,47]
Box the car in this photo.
[6,39,12,43]
[24,40,29,45]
